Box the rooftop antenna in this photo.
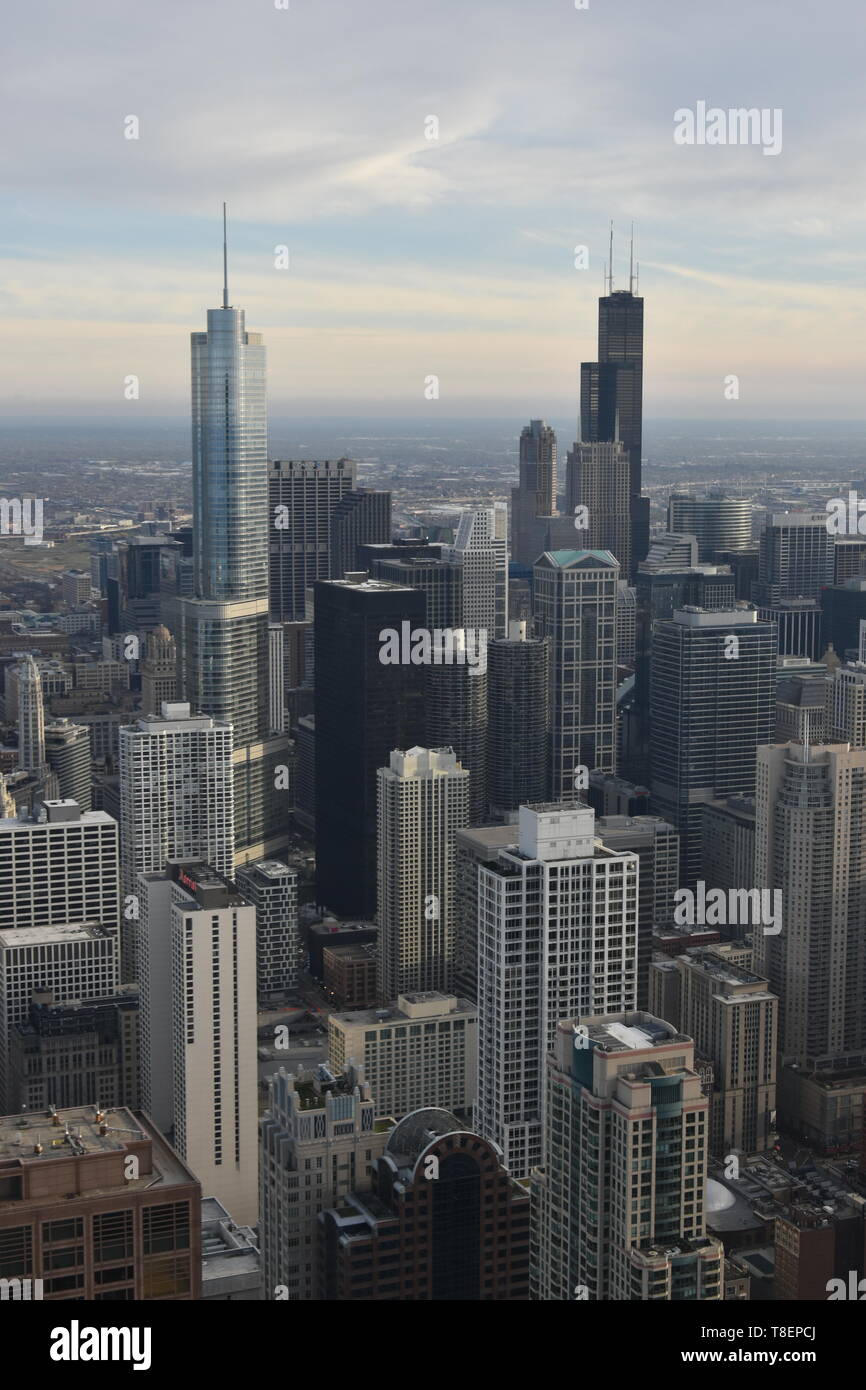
[608,220,614,294]
[636,259,640,295]
[629,221,635,294]
[222,202,229,309]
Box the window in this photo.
[142,1202,190,1255]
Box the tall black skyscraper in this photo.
[314,575,426,917]
[580,237,646,574]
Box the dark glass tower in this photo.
[580,256,646,574]
[314,575,426,917]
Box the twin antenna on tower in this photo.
[222,202,229,309]
[604,220,639,295]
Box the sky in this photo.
[2,0,865,420]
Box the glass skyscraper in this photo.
[175,220,289,865]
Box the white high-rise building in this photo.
[16,654,46,777]
[259,1063,391,1301]
[531,1013,723,1302]
[0,923,118,1110]
[119,702,234,978]
[139,862,258,1224]
[0,800,119,943]
[475,802,638,1178]
[444,504,508,639]
[376,747,470,1002]
[755,741,866,1069]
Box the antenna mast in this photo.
[608,220,614,293]
[222,202,229,309]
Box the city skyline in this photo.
[3,0,865,418]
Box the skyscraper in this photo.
[475,803,638,1177]
[314,575,426,918]
[566,440,631,579]
[268,458,357,619]
[16,654,46,778]
[755,741,866,1069]
[259,1063,391,1302]
[531,1013,723,1301]
[486,622,550,821]
[649,607,777,886]
[376,747,469,1000]
[45,719,91,812]
[650,947,778,1155]
[175,215,289,866]
[668,493,753,561]
[119,701,234,976]
[511,420,561,569]
[235,858,299,999]
[329,489,392,580]
[445,504,508,639]
[752,512,835,606]
[533,549,619,798]
[0,799,119,943]
[139,625,178,714]
[580,253,646,573]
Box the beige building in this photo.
[376,747,469,1002]
[328,991,477,1119]
[649,947,778,1155]
[531,1013,723,1302]
[259,1063,392,1301]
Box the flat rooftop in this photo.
[0,1106,196,1190]
[583,1013,689,1054]
[0,922,110,948]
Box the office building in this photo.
[318,1109,530,1300]
[649,607,777,886]
[752,512,835,606]
[15,654,47,778]
[487,623,550,821]
[580,268,646,572]
[667,493,752,561]
[328,992,477,1119]
[0,1104,201,1300]
[475,803,638,1177]
[330,489,391,579]
[616,581,637,666]
[566,440,631,577]
[827,662,866,745]
[44,719,91,812]
[700,795,756,906]
[755,742,866,1071]
[511,420,561,569]
[0,799,119,941]
[531,1013,723,1301]
[756,596,822,660]
[314,575,426,918]
[0,924,118,1111]
[323,943,378,1008]
[175,243,289,866]
[140,625,177,715]
[533,549,619,797]
[8,987,139,1113]
[268,458,357,620]
[649,949,777,1155]
[376,747,469,1001]
[445,504,508,639]
[200,1196,262,1301]
[235,858,299,999]
[259,1063,392,1302]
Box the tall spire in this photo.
[629,221,635,293]
[222,202,229,309]
[608,219,614,294]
